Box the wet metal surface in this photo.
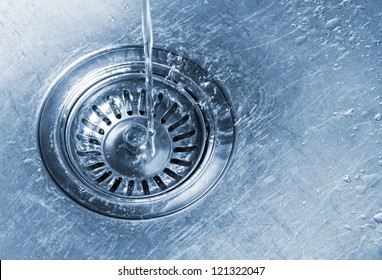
[1,0,382,259]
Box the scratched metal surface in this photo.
[1,0,382,259]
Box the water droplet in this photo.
[342,175,351,183]
[295,35,307,45]
[338,47,347,53]
[332,63,341,70]
[264,175,276,184]
[18,50,26,61]
[343,108,354,118]
[374,113,382,121]
[344,225,352,231]
[349,36,357,44]
[373,213,382,223]
[124,4,129,9]
[109,16,115,23]
[325,18,341,30]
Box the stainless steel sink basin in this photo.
[1,0,382,259]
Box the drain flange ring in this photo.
[39,46,235,219]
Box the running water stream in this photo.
[142,0,156,157]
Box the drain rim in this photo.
[38,45,235,219]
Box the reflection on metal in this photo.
[38,46,235,219]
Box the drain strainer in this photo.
[39,46,234,219]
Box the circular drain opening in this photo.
[67,71,206,197]
[39,46,235,219]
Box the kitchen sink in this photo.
[0,0,381,259]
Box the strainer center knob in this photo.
[123,123,148,154]
[102,117,172,177]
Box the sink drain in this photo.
[39,46,234,219]
[68,72,206,197]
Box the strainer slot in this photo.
[107,95,122,119]
[138,89,146,115]
[173,146,197,153]
[85,162,105,170]
[163,168,182,180]
[142,180,150,195]
[153,92,164,114]
[92,105,112,126]
[95,171,112,183]
[153,175,166,190]
[160,102,178,124]
[109,177,122,193]
[172,129,196,142]
[81,119,105,135]
[76,150,102,157]
[126,180,135,196]
[170,158,192,167]
[76,134,101,145]
[168,114,190,132]
[122,89,133,116]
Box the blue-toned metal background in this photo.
[0,0,381,259]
